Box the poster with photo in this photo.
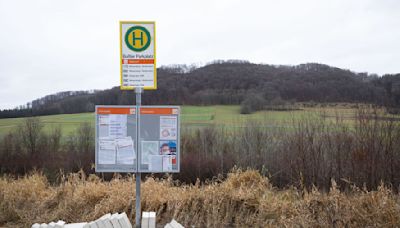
[160,116,177,140]
[159,141,177,155]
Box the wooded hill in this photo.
[1,60,400,118]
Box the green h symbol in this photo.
[132,30,144,46]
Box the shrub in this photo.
[240,102,253,114]
[240,94,266,114]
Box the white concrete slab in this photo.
[64,223,87,228]
[54,220,66,228]
[141,212,149,228]
[169,219,184,228]
[110,213,122,228]
[148,212,156,228]
[116,213,132,228]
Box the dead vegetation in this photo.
[1,107,400,227]
[1,169,400,227]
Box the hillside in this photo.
[1,60,400,118]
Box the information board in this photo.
[120,21,156,90]
[95,105,180,173]
[95,106,137,172]
[138,106,180,173]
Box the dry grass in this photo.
[1,169,400,227]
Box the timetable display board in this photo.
[95,105,180,173]
[95,106,137,172]
[139,106,180,173]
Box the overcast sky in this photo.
[0,0,399,109]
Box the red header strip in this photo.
[97,107,135,115]
[122,59,154,64]
[140,108,174,115]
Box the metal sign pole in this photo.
[135,87,143,228]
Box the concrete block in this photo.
[169,219,184,228]
[110,213,122,228]
[40,223,48,228]
[163,224,173,228]
[32,223,41,228]
[116,212,132,228]
[64,223,88,228]
[141,212,149,228]
[94,220,105,228]
[54,220,66,228]
[148,212,156,228]
[87,221,98,228]
[95,214,113,228]
[103,219,114,228]
[102,219,113,228]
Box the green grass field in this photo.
[0,104,392,138]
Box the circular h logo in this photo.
[125,26,151,52]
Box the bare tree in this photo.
[18,117,43,159]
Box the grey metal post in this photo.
[135,87,143,228]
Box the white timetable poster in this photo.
[109,115,127,138]
[116,137,135,164]
[98,137,116,164]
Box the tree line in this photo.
[1,60,400,118]
[2,108,400,191]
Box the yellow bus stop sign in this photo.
[120,21,156,90]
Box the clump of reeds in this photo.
[1,169,400,227]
